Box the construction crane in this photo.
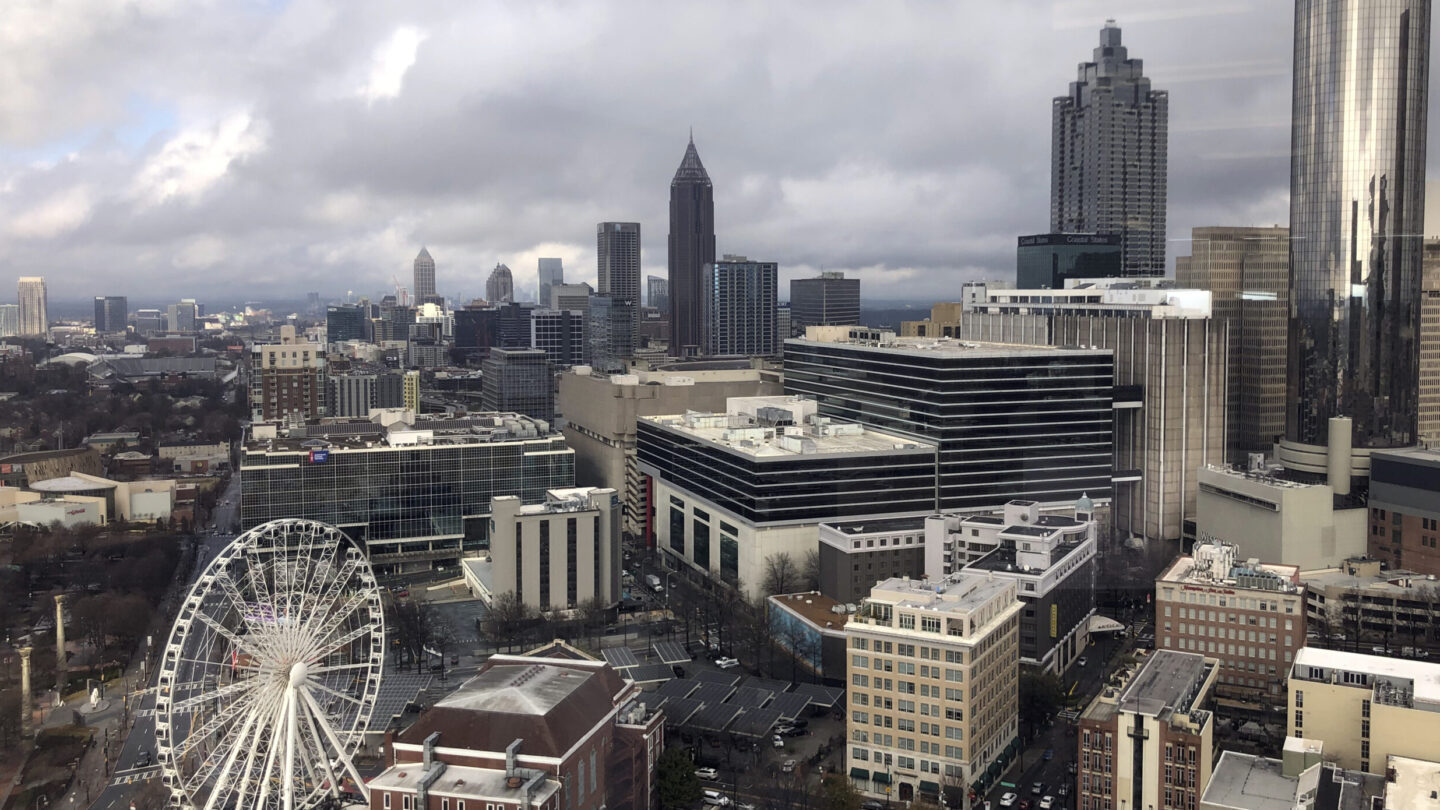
[391,275,410,307]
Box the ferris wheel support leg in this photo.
[283,681,299,810]
[300,687,371,802]
[200,700,263,810]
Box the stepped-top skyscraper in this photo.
[1050,21,1168,277]
[1283,0,1430,465]
[413,247,436,302]
[486,263,514,304]
[668,134,716,356]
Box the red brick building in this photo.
[371,647,663,810]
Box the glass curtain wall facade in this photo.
[240,435,574,567]
[326,304,366,343]
[636,421,938,524]
[1287,0,1431,449]
[597,222,641,353]
[94,296,127,333]
[783,340,1114,510]
[413,247,436,302]
[1016,234,1122,289]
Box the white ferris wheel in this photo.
[155,519,385,810]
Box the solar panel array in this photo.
[768,693,812,720]
[602,648,640,669]
[689,682,738,705]
[729,707,783,737]
[791,682,845,707]
[657,696,703,725]
[626,664,674,684]
[652,641,690,664]
[730,686,774,709]
[655,679,697,700]
[692,670,743,687]
[747,677,794,695]
[366,672,432,730]
[690,702,744,732]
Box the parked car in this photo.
[1039,796,1056,809]
[781,759,796,773]
[1066,761,1077,775]
[137,750,153,767]
[716,657,740,669]
[861,802,885,810]
[771,735,785,748]
[1058,783,1071,797]
[1077,656,1088,667]
[1043,748,1054,761]
[1032,782,1045,796]
[999,793,1018,808]
[695,767,719,780]
[702,789,730,806]
[672,665,686,678]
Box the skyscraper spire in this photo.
[668,134,716,356]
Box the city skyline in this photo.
[0,3,1368,303]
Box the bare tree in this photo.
[390,600,442,671]
[577,597,610,648]
[763,553,801,596]
[484,591,537,653]
[802,548,822,592]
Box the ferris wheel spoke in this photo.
[300,585,371,645]
[309,662,378,674]
[168,677,264,716]
[305,619,375,663]
[304,678,367,710]
[298,696,342,799]
[170,689,264,760]
[197,697,264,810]
[296,555,363,639]
[191,609,268,660]
[211,569,273,638]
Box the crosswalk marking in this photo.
[111,768,160,786]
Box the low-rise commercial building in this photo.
[1076,651,1218,810]
[557,361,782,538]
[373,649,663,810]
[1288,647,1440,774]
[1299,557,1440,652]
[768,590,852,681]
[464,487,619,612]
[1156,542,1306,711]
[637,396,938,595]
[818,517,928,606]
[1199,737,1385,810]
[845,573,1023,805]
[1194,464,1366,570]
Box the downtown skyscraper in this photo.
[668,134,716,356]
[413,247,436,302]
[17,277,47,336]
[537,257,563,309]
[1050,21,1168,276]
[1283,0,1430,464]
[597,222,641,357]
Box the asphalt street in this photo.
[87,475,242,810]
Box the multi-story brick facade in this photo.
[1156,542,1305,711]
[371,647,663,810]
[1076,651,1217,810]
[1367,447,1440,576]
[249,324,326,422]
[844,573,1021,806]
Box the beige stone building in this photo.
[1176,226,1290,460]
[1156,541,1305,711]
[1288,647,1440,774]
[471,487,619,612]
[1421,240,1440,447]
[556,362,782,538]
[955,280,1227,542]
[844,573,1022,805]
[1077,650,1218,810]
[249,324,326,422]
[1193,465,1366,570]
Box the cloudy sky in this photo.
[0,0,1398,306]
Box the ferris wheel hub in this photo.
[288,661,309,689]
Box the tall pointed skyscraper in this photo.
[1050,21,1168,276]
[413,247,436,302]
[668,133,716,356]
[1281,0,1431,474]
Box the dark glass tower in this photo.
[1050,21,1168,276]
[1286,0,1430,450]
[597,222,641,357]
[667,134,716,356]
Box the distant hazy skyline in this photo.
[0,1,1415,303]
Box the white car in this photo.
[771,735,785,748]
[702,790,731,807]
[694,767,719,781]
[999,793,1018,808]
[781,759,796,774]
[1040,796,1056,809]
[716,657,740,670]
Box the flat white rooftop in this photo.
[1292,647,1440,706]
